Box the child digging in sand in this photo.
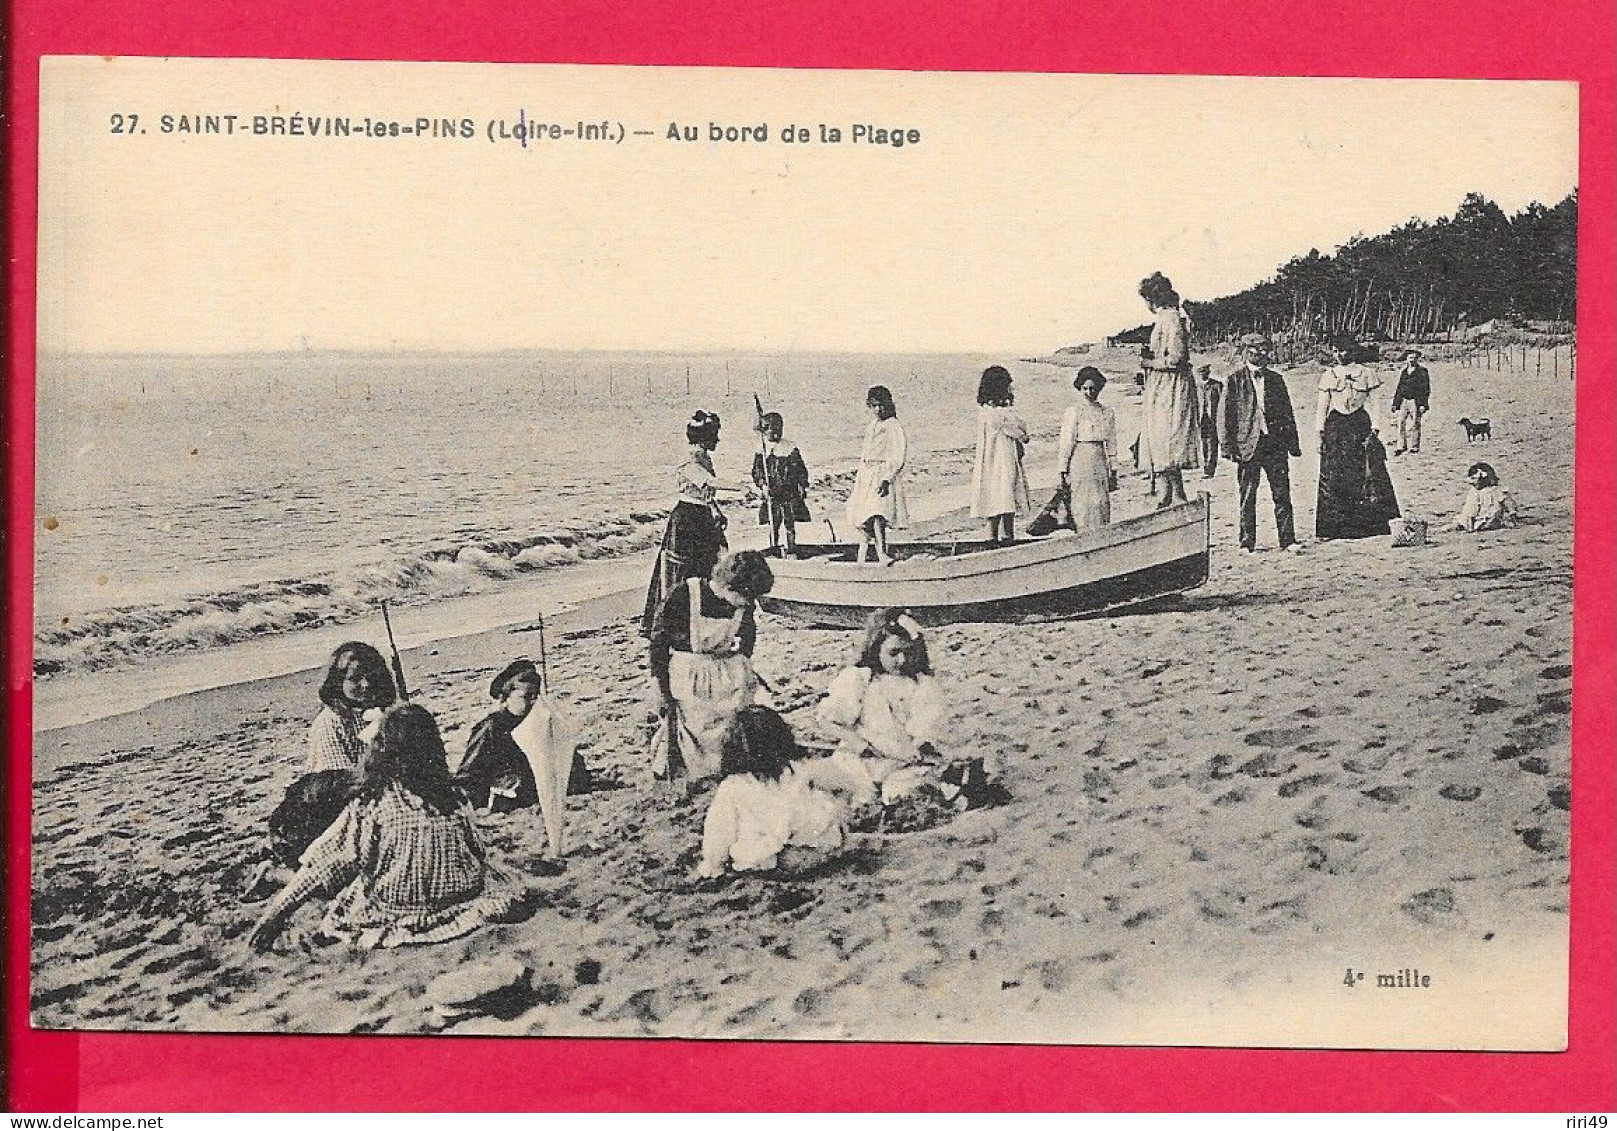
[817,609,950,806]
[695,706,852,879]
[249,703,530,951]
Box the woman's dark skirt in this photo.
[640,500,727,636]
[1316,408,1400,540]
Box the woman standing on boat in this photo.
[1057,366,1119,528]
[641,410,740,637]
[1137,272,1200,508]
[845,385,910,565]
[970,365,1032,544]
[1314,341,1400,541]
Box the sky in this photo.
[38,59,1578,355]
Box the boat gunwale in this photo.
[765,495,1209,585]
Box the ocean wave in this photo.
[33,507,674,678]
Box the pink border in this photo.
[6,0,1614,1111]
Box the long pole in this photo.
[380,599,411,702]
[536,611,549,692]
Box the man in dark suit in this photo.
[1390,349,1431,454]
[1217,334,1303,554]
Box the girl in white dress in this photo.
[1137,271,1201,508]
[1057,366,1119,528]
[1448,462,1521,532]
[844,385,909,564]
[696,706,851,879]
[969,365,1033,544]
[817,609,949,806]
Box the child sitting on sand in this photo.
[305,641,397,774]
[751,412,812,556]
[454,658,590,812]
[695,706,851,879]
[244,642,399,900]
[817,608,951,806]
[1448,462,1521,532]
[249,703,529,951]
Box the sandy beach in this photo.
[29,356,1573,1048]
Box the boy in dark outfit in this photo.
[751,412,811,555]
[455,659,589,811]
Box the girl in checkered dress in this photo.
[250,704,528,951]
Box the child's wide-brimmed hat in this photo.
[489,658,541,699]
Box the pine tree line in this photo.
[1117,191,1577,348]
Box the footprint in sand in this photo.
[1401,887,1457,924]
[1538,664,1573,681]
[1534,689,1571,716]
[162,828,219,852]
[1518,827,1561,854]
[1238,751,1296,778]
[1277,773,1332,798]
[33,920,75,943]
[1470,695,1509,715]
[141,945,211,978]
[1244,725,1316,748]
[1439,784,1483,802]
[1517,757,1550,775]
[1122,907,1161,929]
[792,986,829,1018]
[1547,783,1570,810]
[1030,958,1076,991]
[1361,785,1411,804]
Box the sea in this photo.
[34,349,1113,698]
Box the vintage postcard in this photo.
[31,57,1577,1048]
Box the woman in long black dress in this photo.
[1314,341,1400,540]
[641,410,733,636]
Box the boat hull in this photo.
[757,496,1210,628]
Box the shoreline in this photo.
[32,473,988,735]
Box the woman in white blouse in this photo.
[1057,366,1119,528]
[1314,342,1401,540]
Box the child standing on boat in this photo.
[845,386,909,565]
[817,608,949,805]
[970,365,1033,544]
[751,412,812,556]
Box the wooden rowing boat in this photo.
[757,494,1210,628]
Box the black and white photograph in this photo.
[31,58,1578,1046]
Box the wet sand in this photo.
[29,357,1573,1047]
